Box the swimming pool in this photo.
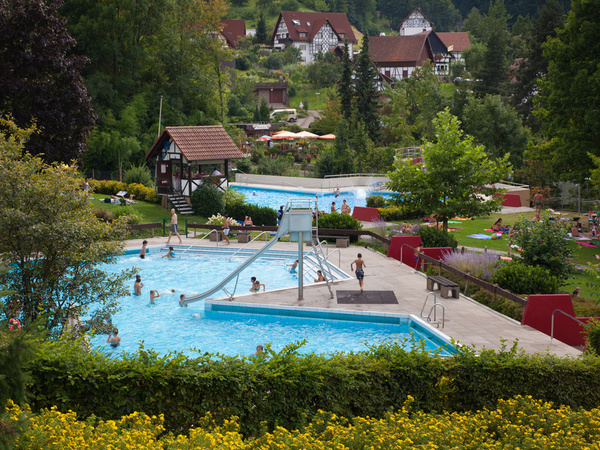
[231,185,397,212]
[90,247,456,358]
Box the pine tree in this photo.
[338,40,353,120]
[256,13,268,45]
[353,34,380,142]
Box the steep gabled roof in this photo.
[399,7,434,30]
[436,32,471,52]
[368,34,433,65]
[272,11,357,44]
[221,20,246,47]
[146,126,243,162]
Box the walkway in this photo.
[126,236,581,358]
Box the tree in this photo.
[0,0,95,163]
[0,119,132,335]
[535,0,600,182]
[339,40,353,120]
[353,34,380,142]
[255,12,268,44]
[460,94,530,168]
[387,110,512,231]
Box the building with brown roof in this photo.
[221,20,246,47]
[271,11,357,65]
[399,8,433,36]
[146,126,243,202]
[437,32,471,65]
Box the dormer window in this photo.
[340,33,345,38]
[307,21,311,26]
[292,19,300,26]
[299,32,306,37]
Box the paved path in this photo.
[297,109,320,129]
[126,236,581,358]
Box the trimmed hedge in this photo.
[24,339,600,437]
[89,180,159,204]
[225,203,277,226]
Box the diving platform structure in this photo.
[179,198,334,306]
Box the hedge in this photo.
[24,339,600,437]
[89,179,159,204]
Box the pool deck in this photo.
[126,236,582,358]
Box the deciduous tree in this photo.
[387,110,512,231]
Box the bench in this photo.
[427,275,460,299]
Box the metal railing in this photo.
[228,231,272,261]
[325,249,341,267]
[550,309,585,342]
[420,292,445,328]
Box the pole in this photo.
[298,231,304,300]
[157,96,163,137]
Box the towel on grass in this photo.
[485,229,505,233]
[467,234,492,240]
[577,241,597,248]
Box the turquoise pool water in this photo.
[232,185,396,212]
[91,249,456,358]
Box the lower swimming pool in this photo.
[232,185,397,212]
[90,248,456,358]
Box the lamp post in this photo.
[316,92,320,110]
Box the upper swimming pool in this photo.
[90,247,456,358]
[231,185,397,212]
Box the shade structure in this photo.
[272,130,299,140]
[318,134,336,140]
[257,135,272,141]
[296,131,319,139]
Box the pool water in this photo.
[91,250,456,358]
[232,185,397,212]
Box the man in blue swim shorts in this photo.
[351,253,366,292]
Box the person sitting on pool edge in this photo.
[250,277,265,292]
[107,328,121,347]
[163,246,175,258]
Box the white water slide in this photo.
[179,199,333,306]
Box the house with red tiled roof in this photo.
[221,20,246,47]
[146,126,243,207]
[437,32,470,66]
[271,11,357,65]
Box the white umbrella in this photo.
[296,131,319,139]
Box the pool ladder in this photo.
[420,292,445,329]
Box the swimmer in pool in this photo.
[150,290,160,304]
[314,270,325,282]
[250,276,265,292]
[140,240,148,259]
[134,275,143,295]
[107,328,121,347]
[163,246,175,258]
[287,259,298,273]
[252,344,264,356]
[179,294,187,307]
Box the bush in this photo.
[89,179,159,203]
[190,184,223,217]
[235,157,252,173]
[315,213,362,242]
[224,203,277,226]
[585,319,600,355]
[366,195,387,208]
[123,165,153,187]
[491,262,558,295]
[442,250,502,281]
[378,205,426,221]
[418,226,458,250]
[23,339,600,437]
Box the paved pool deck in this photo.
[127,236,581,358]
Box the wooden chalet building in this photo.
[146,126,243,212]
[271,11,357,65]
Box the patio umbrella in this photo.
[272,131,299,140]
[318,134,336,140]
[296,131,319,139]
[257,135,272,141]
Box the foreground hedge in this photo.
[6,396,600,448]
[25,339,600,436]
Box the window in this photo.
[299,32,306,38]
[340,33,345,38]
[306,21,311,26]
[292,19,300,25]
[300,44,306,50]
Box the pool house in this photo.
[146,126,244,211]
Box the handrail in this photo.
[421,292,437,321]
[317,239,329,256]
[427,304,445,329]
[325,249,341,267]
[228,231,271,261]
[550,309,585,342]
[180,229,219,254]
[323,173,386,178]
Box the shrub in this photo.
[378,205,426,221]
[94,209,115,222]
[206,214,225,225]
[89,180,159,203]
[366,195,386,208]
[491,262,558,295]
[235,157,252,173]
[225,203,277,226]
[442,250,502,281]
[123,165,153,187]
[315,213,362,242]
[585,319,600,355]
[418,226,457,250]
[190,184,223,217]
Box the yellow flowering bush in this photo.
[6,396,600,449]
[89,179,159,203]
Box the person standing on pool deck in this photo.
[533,190,543,215]
[140,240,148,259]
[134,275,144,295]
[351,254,366,292]
[223,216,231,245]
[167,209,183,244]
[277,205,284,224]
[250,277,265,292]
